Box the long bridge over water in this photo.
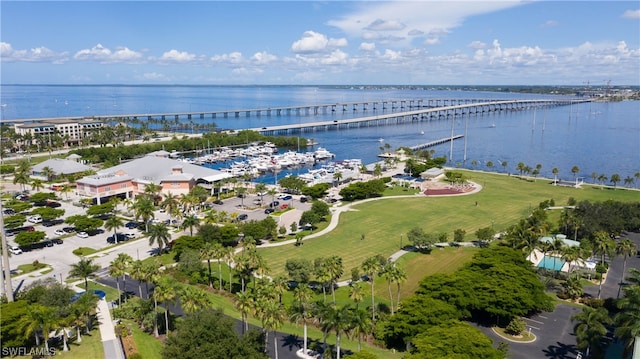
[246,98,588,135]
[3,97,588,128]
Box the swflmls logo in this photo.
[1,347,56,356]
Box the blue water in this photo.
[537,255,566,271]
[1,85,638,180]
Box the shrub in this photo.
[505,317,526,335]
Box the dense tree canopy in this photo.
[162,309,267,359]
[339,179,387,201]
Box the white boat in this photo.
[420,131,425,135]
[378,138,384,142]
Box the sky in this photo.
[1,1,639,86]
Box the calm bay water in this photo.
[1,85,639,181]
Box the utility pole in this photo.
[0,198,15,301]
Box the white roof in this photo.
[31,158,93,175]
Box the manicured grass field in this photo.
[258,170,638,281]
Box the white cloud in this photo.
[159,49,197,63]
[540,20,559,28]
[359,42,376,51]
[74,44,143,63]
[211,52,244,64]
[291,31,348,53]
[327,1,522,48]
[1,42,67,63]
[251,51,277,64]
[142,72,166,80]
[468,41,487,49]
[621,9,640,19]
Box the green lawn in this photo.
[258,171,638,282]
[51,327,103,359]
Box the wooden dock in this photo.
[409,135,464,150]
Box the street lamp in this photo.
[400,233,403,249]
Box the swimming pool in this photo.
[537,255,566,271]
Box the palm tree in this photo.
[69,292,98,341]
[325,256,344,304]
[59,184,73,201]
[571,165,580,180]
[19,304,57,353]
[593,231,615,298]
[235,290,253,334]
[333,171,343,187]
[597,173,608,188]
[41,166,55,182]
[181,214,199,236]
[129,260,146,298]
[143,182,162,202]
[69,258,100,293]
[614,272,640,356]
[261,300,285,359]
[160,192,179,224]
[178,285,211,314]
[31,178,44,192]
[133,195,155,232]
[104,215,124,239]
[109,253,133,308]
[349,282,364,309]
[290,285,313,354]
[321,305,352,359]
[255,183,267,207]
[623,176,634,188]
[349,306,371,352]
[610,173,621,188]
[153,277,178,335]
[501,161,508,173]
[361,255,382,322]
[55,314,73,352]
[591,172,598,184]
[615,239,637,298]
[552,167,559,184]
[223,246,235,292]
[148,222,171,255]
[572,306,613,358]
[200,242,221,288]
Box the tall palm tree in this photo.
[615,239,637,298]
[133,195,155,232]
[69,293,98,342]
[261,300,285,359]
[20,304,57,353]
[109,253,133,308]
[160,192,179,224]
[153,276,178,335]
[361,256,383,322]
[571,165,580,180]
[572,306,613,358]
[235,290,253,334]
[552,167,559,184]
[321,305,352,359]
[41,166,55,182]
[104,215,124,239]
[179,286,212,314]
[255,183,267,207]
[129,260,146,298]
[325,256,344,304]
[148,222,171,255]
[69,258,100,293]
[349,282,364,309]
[614,271,640,356]
[30,178,44,192]
[181,214,200,236]
[610,173,621,188]
[223,246,235,292]
[593,231,615,298]
[349,307,371,352]
[290,285,313,354]
[200,242,221,288]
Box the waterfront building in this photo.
[76,152,231,204]
[14,118,103,144]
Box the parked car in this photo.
[299,196,309,203]
[52,238,63,245]
[9,246,22,255]
[238,214,249,221]
[282,195,292,201]
[3,209,16,215]
[46,201,62,208]
[125,221,140,229]
[54,229,66,236]
[45,240,54,247]
[264,208,275,214]
[125,232,136,239]
[212,199,224,205]
[269,201,280,208]
[76,232,89,239]
[62,227,76,233]
[42,219,64,227]
[27,215,43,224]
[107,233,127,244]
[87,228,104,236]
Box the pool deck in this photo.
[528,250,570,272]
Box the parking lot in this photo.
[4,186,312,290]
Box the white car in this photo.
[125,232,136,239]
[54,229,66,236]
[9,246,22,255]
[76,232,89,239]
[27,215,43,223]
